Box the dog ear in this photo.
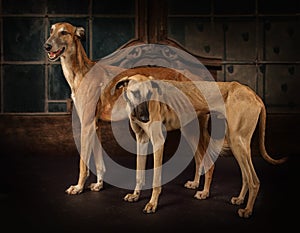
[150,80,162,95]
[115,77,133,104]
[110,76,130,95]
[75,27,85,39]
[115,76,130,90]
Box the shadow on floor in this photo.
[0,144,296,233]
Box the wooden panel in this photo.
[1,114,299,157]
[265,64,300,111]
[264,19,299,61]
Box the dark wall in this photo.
[0,0,135,113]
[167,0,300,114]
[0,0,299,114]
[0,0,299,156]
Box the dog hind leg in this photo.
[183,123,206,190]
[230,137,260,218]
[184,148,201,189]
[194,164,214,199]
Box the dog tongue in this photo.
[50,52,56,57]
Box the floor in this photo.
[0,141,296,233]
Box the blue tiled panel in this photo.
[173,18,224,58]
[265,65,300,109]
[3,65,45,112]
[48,64,70,100]
[93,0,135,14]
[214,0,255,14]
[92,18,135,59]
[168,0,211,15]
[224,64,260,95]
[264,18,299,61]
[258,0,300,14]
[47,0,89,14]
[48,18,89,29]
[3,18,45,61]
[225,19,257,60]
[167,18,186,45]
[48,102,67,112]
[2,0,46,14]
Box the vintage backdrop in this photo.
[0,0,299,154]
[0,1,299,232]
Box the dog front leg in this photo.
[65,126,94,195]
[65,157,89,194]
[89,133,106,192]
[143,123,164,214]
[124,134,149,202]
[143,146,163,213]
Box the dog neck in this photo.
[60,38,96,97]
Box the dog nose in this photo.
[139,115,149,123]
[134,103,150,123]
[44,43,52,51]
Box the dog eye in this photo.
[61,31,69,36]
[50,28,53,34]
[131,90,140,99]
[146,91,152,100]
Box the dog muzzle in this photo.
[131,102,150,123]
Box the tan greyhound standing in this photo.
[44,22,104,194]
[44,22,191,195]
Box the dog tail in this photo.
[258,105,288,165]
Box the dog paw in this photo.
[231,197,244,205]
[89,181,103,192]
[143,202,157,214]
[184,181,199,189]
[124,193,140,202]
[65,185,83,195]
[238,208,252,218]
[194,191,209,199]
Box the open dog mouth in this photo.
[47,47,65,61]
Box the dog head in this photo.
[44,22,85,61]
[115,75,162,123]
